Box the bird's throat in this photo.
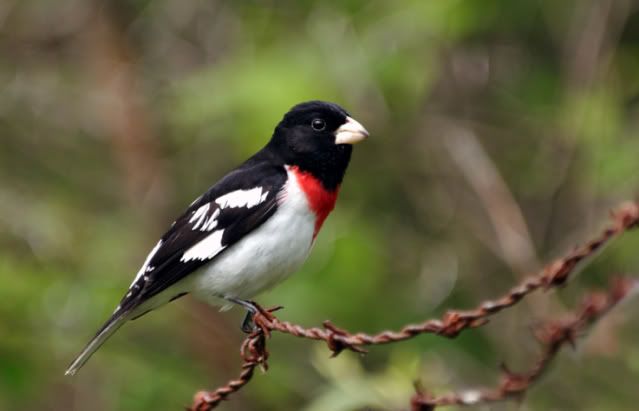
[289,166,339,239]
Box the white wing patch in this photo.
[181,230,226,262]
[189,203,211,229]
[199,208,220,231]
[190,204,220,232]
[181,187,269,261]
[189,187,268,232]
[215,187,269,209]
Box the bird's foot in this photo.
[241,310,256,334]
[225,298,284,334]
[226,297,261,334]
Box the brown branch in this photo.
[189,201,639,411]
[410,276,638,410]
[191,324,271,411]
[255,202,638,354]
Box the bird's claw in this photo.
[241,310,256,334]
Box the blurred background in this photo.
[2,0,639,410]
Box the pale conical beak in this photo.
[335,116,369,145]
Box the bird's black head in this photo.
[266,100,369,190]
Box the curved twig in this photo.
[191,329,268,410]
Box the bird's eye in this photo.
[311,118,326,131]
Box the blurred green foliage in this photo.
[1,0,639,410]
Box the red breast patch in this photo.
[289,166,339,239]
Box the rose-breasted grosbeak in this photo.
[65,100,369,375]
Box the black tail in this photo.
[64,310,130,376]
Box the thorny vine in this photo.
[190,202,639,411]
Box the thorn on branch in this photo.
[612,201,639,229]
[411,381,436,411]
[322,321,368,356]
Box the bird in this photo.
[65,100,369,375]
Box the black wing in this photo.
[117,161,287,314]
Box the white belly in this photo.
[190,171,316,304]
